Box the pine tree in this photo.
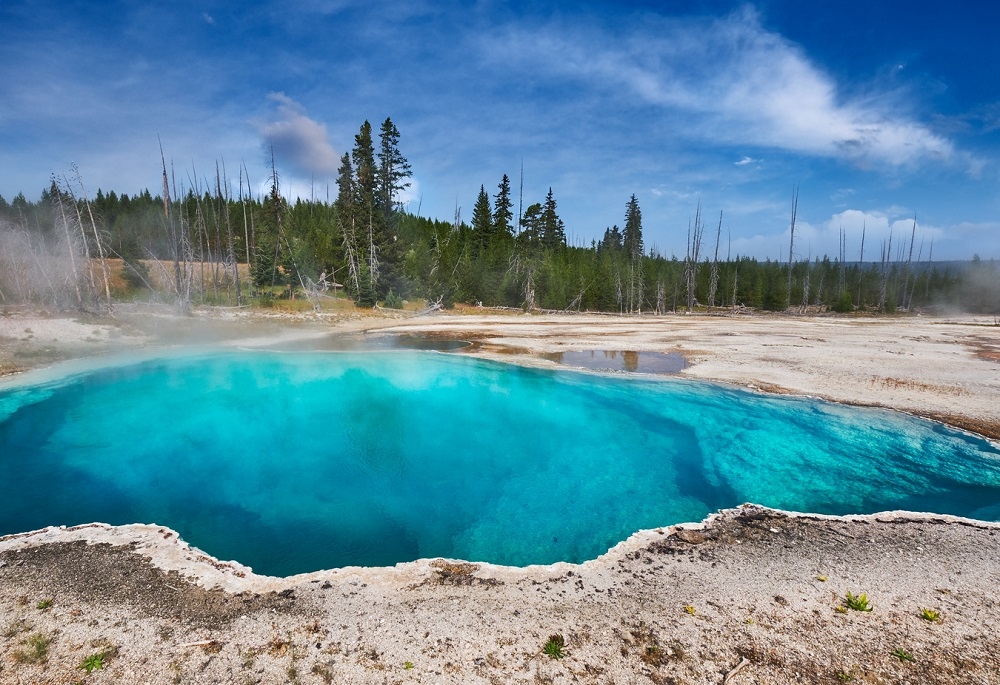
[519,203,543,247]
[471,185,493,256]
[622,194,644,313]
[376,117,412,220]
[253,156,286,289]
[623,194,643,261]
[353,121,377,206]
[335,153,361,297]
[493,174,513,239]
[539,188,565,249]
[598,225,622,252]
[352,121,380,297]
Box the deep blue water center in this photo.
[1,351,999,576]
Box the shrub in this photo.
[382,289,404,309]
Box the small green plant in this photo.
[834,606,848,614]
[891,647,914,662]
[920,608,941,622]
[403,661,414,670]
[12,632,51,664]
[835,669,855,681]
[382,290,404,309]
[816,575,828,582]
[36,598,53,611]
[542,634,565,659]
[683,605,696,615]
[80,652,106,673]
[844,592,873,612]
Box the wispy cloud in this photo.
[734,156,759,166]
[258,93,340,179]
[486,8,954,168]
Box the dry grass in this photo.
[11,632,51,664]
[869,375,966,395]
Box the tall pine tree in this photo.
[623,194,644,312]
[471,185,493,256]
[351,121,381,302]
[539,187,565,249]
[493,174,513,239]
[623,195,643,260]
[376,117,412,221]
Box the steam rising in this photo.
[0,221,86,308]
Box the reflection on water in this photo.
[267,335,685,375]
[265,333,472,352]
[544,350,687,374]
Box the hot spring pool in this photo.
[1,350,998,576]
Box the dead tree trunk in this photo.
[786,186,798,311]
[902,216,916,310]
[159,140,182,300]
[62,175,97,306]
[708,211,722,308]
[856,221,866,309]
[52,181,83,307]
[685,203,704,312]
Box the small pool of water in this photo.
[544,350,687,374]
[1,351,998,576]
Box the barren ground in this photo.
[1,306,999,684]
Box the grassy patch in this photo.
[12,632,51,664]
[542,634,565,660]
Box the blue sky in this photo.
[1,0,998,260]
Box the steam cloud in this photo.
[259,93,340,179]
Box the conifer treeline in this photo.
[0,119,996,313]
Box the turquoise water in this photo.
[1,351,998,576]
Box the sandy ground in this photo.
[1,307,999,684]
[2,508,999,685]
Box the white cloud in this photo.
[258,92,340,179]
[734,156,758,166]
[490,8,954,168]
[725,207,998,261]
[396,177,421,210]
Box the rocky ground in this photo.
[2,507,999,684]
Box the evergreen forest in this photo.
[0,119,997,315]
